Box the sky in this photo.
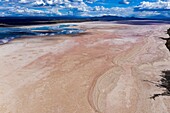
[0,0,170,19]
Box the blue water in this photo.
[0,24,83,44]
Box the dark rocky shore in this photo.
[149,28,170,99]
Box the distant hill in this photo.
[0,15,169,26]
[86,16,148,21]
[0,16,85,26]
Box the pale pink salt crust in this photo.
[0,21,170,113]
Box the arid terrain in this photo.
[0,21,170,113]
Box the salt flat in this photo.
[0,21,170,113]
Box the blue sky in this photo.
[0,0,170,18]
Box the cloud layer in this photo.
[0,0,170,19]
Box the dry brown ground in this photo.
[0,21,170,113]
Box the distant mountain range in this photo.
[0,16,169,26]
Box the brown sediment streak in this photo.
[88,42,145,113]
[88,24,170,113]
[88,66,123,112]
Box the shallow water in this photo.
[0,24,83,44]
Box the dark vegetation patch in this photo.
[143,70,170,100]
[149,70,170,100]
[160,28,170,51]
[145,28,170,99]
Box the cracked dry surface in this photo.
[0,21,170,113]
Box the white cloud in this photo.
[46,0,54,5]
[54,0,70,4]
[93,6,105,11]
[86,0,97,4]
[84,7,134,17]
[33,0,46,6]
[137,0,170,10]
[119,0,130,5]
[19,0,28,3]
